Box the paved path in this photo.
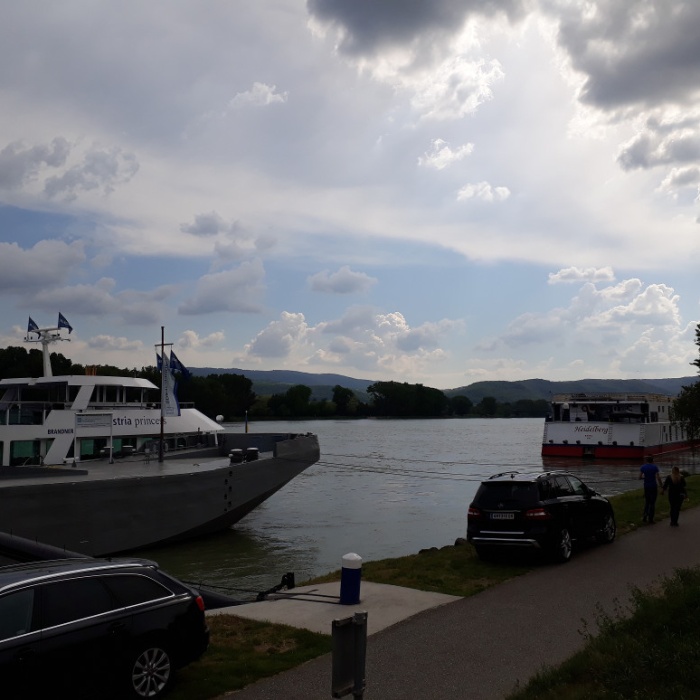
[222,507,700,699]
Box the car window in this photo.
[477,482,539,508]
[553,476,575,496]
[41,577,115,628]
[538,479,556,500]
[102,574,172,606]
[0,588,35,640]
[567,476,589,496]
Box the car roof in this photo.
[0,557,159,593]
[485,470,576,483]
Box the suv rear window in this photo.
[103,574,172,607]
[475,482,540,508]
[0,588,35,640]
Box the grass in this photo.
[167,475,699,699]
[506,567,700,700]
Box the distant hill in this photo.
[188,367,697,404]
[189,367,374,402]
[444,377,696,403]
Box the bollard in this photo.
[340,553,362,605]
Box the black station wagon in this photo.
[467,470,616,562]
[0,557,209,699]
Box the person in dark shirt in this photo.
[639,455,663,523]
[662,466,688,527]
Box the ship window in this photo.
[9,440,41,466]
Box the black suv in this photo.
[0,557,209,699]
[467,470,616,562]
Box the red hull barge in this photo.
[542,392,696,459]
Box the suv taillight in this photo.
[195,595,205,612]
[467,506,481,520]
[525,507,553,520]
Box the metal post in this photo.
[159,326,165,463]
[331,611,367,699]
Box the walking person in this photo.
[639,455,663,523]
[662,466,688,527]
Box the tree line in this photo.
[4,325,699,425]
[0,347,548,420]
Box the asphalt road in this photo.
[222,506,700,699]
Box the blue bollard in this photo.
[339,552,362,605]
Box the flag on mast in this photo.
[27,317,39,335]
[57,313,73,333]
[169,351,191,379]
[160,351,181,417]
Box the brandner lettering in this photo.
[48,428,74,435]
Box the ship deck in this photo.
[0,450,272,487]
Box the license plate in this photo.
[490,512,514,520]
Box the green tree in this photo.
[332,385,356,416]
[475,396,497,417]
[449,395,473,416]
[672,323,700,442]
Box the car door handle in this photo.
[109,621,128,634]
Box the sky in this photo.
[1,0,700,390]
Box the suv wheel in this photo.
[551,528,572,563]
[596,512,616,544]
[125,640,173,699]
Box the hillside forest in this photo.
[0,346,548,420]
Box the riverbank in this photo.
[166,480,698,699]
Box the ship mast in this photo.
[24,316,72,377]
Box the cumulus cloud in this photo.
[418,138,474,169]
[177,329,226,349]
[457,181,510,202]
[308,265,377,294]
[228,82,288,109]
[555,0,700,111]
[29,279,175,326]
[178,259,266,315]
[43,145,139,200]
[0,240,86,293]
[0,138,70,189]
[245,311,309,358]
[180,212,231,236]
[548,266,616,284]
[88,335,144,352]
[617,114,700,171]
[236,306,461,379]
[482,272,695,377]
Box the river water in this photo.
[138,418,700,599]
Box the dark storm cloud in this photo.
[556,0,700,110]
[307,0,527,56]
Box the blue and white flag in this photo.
[57,312,73,333]
[160,351,181,417]
[169,351,191,379]
[27,317,39,335]
[155,352,163,372]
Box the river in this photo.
[138,418,700,599]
